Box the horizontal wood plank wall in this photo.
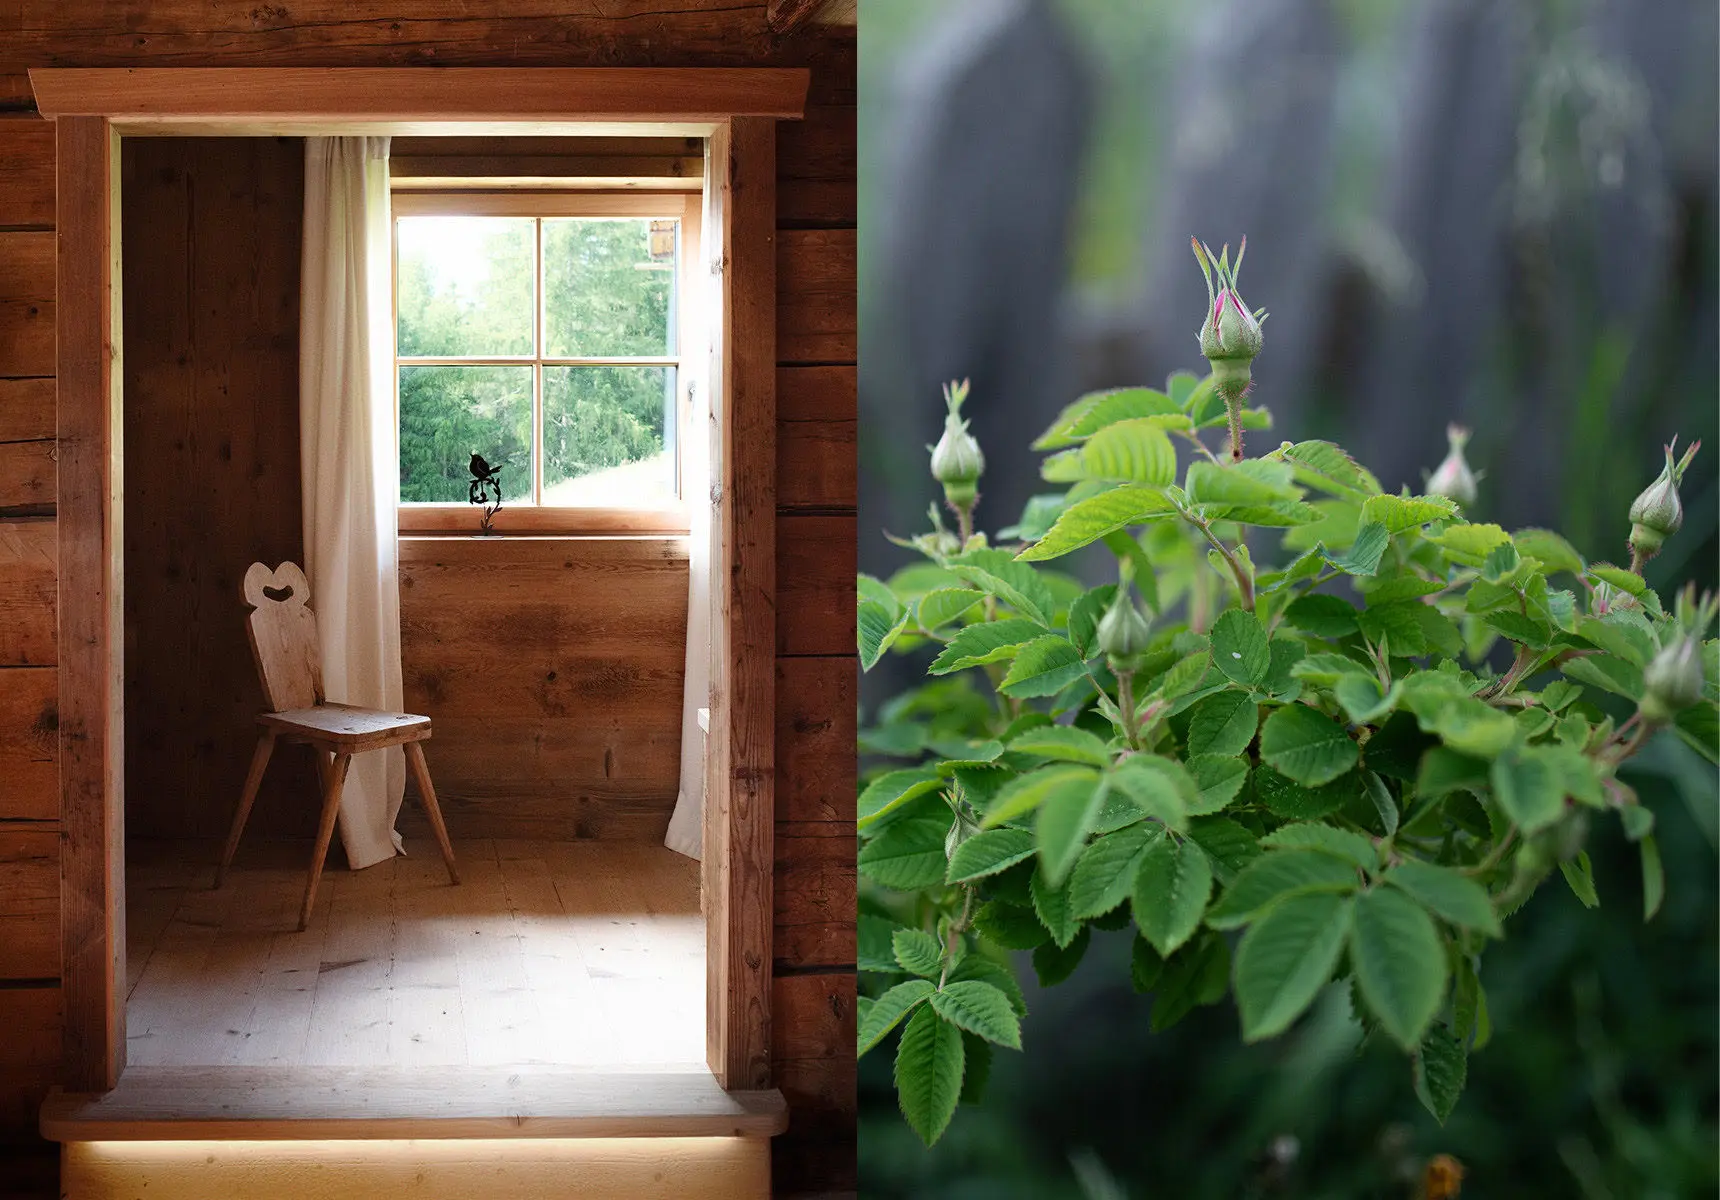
[120,136,312,842]
[771,56,856,1198]
[398,536,689,842]
[0,116,61,1163]
[0,11,853,1196]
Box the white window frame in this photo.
[391,189,701,535]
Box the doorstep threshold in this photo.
[42,1064,787,1142]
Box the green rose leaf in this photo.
[1206,849,1359,930]
[1210,609,1271,685]
[928,619,1046,675]
[947,827,1037,884]
[1414,1023,1469,1125]
[1235,891,1354,1041]
[1069,822,1165,919]
[1259,705,1359,786]
[1385,858,1502,936]
[893,928,946,978]
[999,635,1091,698]
[1132,834,1213,956]
[1187,690,1261,758]
[858,979,935,1056]
[1016,486,1176,561]
[1350,886,1448,1050]
[894,1005,965,1146]
[928,980,1023,1050]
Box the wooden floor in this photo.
[125,838,705,1069]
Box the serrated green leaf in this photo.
[1033,387,1180,449]
[1188,815,1262,885]
[1292,652,1373,686]
[999,635,1090,698]
[1185,754,1249,815]
[1007,724,1111,766]
[1261,823,1378,870]
[859,915,909,974]
[1252,764,1355,820]
[1427,523,1512,567]
[1259,705,1359,786]
[1187,690,1260,758]
[1360,493,1460,533]
[1106,756,1195,830]
[947,827,1037,883]
[1327,521,1389,576]
[1185,459,1302,508]
[1132,835,1212,956]
[1198,500,1327,527]
[1069,822,1165,919]
[1364,770,1399,837]
[971,900,1048,950]
[858,979,934,1055]
[1577,615,1656,668]
[916,587,984,632]
[946,549,1056,626]
[1079,418,1179,486]
[1235,891,1353,1041]
[1016,486,1175,561]
[1030,868,1081,949]
[929,980,1022,1050]
[1150,930,1231,1031]
[1350,886,1448,1050]
[858,768,944,827]
[982,765,1098,828]
[1210,609,1270,685]
[859,815,953,889]
[1062,583,1118,660]
[893,928,945,977]
[928,619,1045,675]
[1152,651,1213,701]
[1035,771,1106,887]
[1206,849,1359,930]
[1386,859,1501,935]
[859,598,910,671]
[1032,923,1091,986]
[1490,748,1567,834]
[1283,594,1360,637]
[947,956,1028,1018]
[1277,439,1382,498]
[1563,653,1645,701]
[1414,1024,1468,1125]
[1512,528,1584,575]
[1588,563,1650,598]
[894,1005,964,1145]
[1333,674,1400,724]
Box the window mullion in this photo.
[534,215,545,507]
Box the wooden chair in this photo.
[216,561,459,929]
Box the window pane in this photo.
[543,219,676,358]
[396,217,534,357]
[398,365,534,503]
[541,366,676,506]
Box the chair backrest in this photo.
[242,561,324,712]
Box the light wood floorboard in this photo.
[125,838,704,1068]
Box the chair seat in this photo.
[259,702,431,750]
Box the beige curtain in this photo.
[299,136,404,871]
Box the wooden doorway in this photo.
[34,67,805,1094]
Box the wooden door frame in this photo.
[34,67,802,1094]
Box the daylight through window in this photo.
[393,202,686,513]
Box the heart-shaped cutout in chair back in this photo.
[244,561,311,612]
[242,561,322,711]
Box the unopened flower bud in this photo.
[929,379,984,510]
[1641,634,1705,725]
[1193,237,1266,406]
[1427,424,1478,509]
[1628,438,1699,563]
[1097,588,1153,674]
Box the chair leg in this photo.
[404,741,460,885]
[216,730,277,889]
[300,751,352,932]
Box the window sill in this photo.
[397,506,690,537]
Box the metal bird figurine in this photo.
[467,452,504,534]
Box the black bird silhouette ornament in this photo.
[467,452,504,534]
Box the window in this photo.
[391,192,699,531]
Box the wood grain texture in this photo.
[776,104,854,227]
[56,114,125,1092]
[0,519,56,665]
[399,537,689,841]
[776,367,854,507]
[776,513,854,656]
[0,377,55,443]
[0,439,54,515]
[772,1055,857,1194]
[776,228,854,364]
[0,666,58,821]
[0,120,55,227]
[0,985,62,1070]
[772,828,853,969]
[770,972,853,1062]
[0,230,55,378]
[31,67,809,122]
[122,136,310,842]
[0,827,60,978]
[775,656,854,825]
[61,1137,773,1199]
[705,117,778,1091]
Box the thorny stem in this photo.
[937,887,977,989]
[1226,399,1245,463]
[1629,546,1649,577]
[1118,670,1140,749]
[953,502,975,546]
[1476,644,1536,701]
[1186,512,1255,612]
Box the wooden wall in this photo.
[120,136,311,841]
[0,7,856,1197]
[0,116,63,1188]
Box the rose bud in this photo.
[1193,236,1266,407]
[1628,437,1699,564]
[1641,634,1705,725]
[929,379,984,510]
[1097,586,1153,675]
[1427,424,1479,509]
